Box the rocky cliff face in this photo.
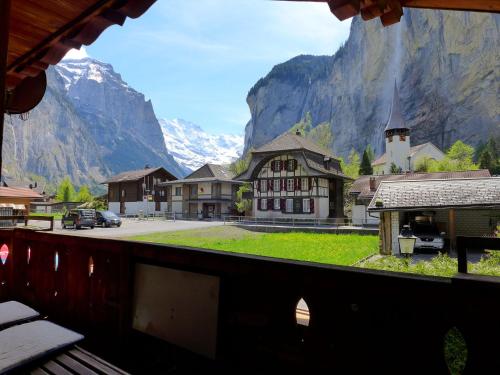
[244,10,499,159]
[3,58,187,188]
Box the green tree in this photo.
[229,149,253,177]
[440,140,477,171]
[365,144,375,164]
[390,163,402,174]
[340,148,360,179]
[359,148,373,175]
[76,185,93,202]
[478,149,495,171]
[55,176,76,202]
[414,156,439,173]
[235,183,252,214]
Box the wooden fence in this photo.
[0,229,499,373]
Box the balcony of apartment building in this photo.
[1,0,499,374]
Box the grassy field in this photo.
[31,212,63,220]
[360,252,500,277]
[130,226,378,266]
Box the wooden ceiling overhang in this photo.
[285,1,500,26]
[3,0,156,114]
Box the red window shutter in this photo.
[267,199,273,210]
[280,179,285,191]
[297,178,302,190]
[310,199,314,213]
[257,180,261,192]
[280,161,284,171]
[294,178,297,190]
[293,159,297,170]
[268,180,273,191]
[270,162,274,172]
[284,160,288,171]
[280,199,285,210]
[309,177,313,190]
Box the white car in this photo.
[413,223,445,250]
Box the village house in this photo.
[0,186,42,220]
[236,131,350,219]
[103,166,177,215]
[368,177,500,254]
[159,163,242,219]
[372,83,444,175]
[350,170,492,226]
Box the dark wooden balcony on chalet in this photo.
[0,228,499,373]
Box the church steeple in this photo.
[385,81,409,133]
[383,81,411,174]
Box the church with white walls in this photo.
[371,83,444,175]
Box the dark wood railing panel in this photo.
[0,229,498,373]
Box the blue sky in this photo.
[68,0,351,135]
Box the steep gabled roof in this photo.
[102,167,176,184]
[253,132,335,158]
[207,164,234,179]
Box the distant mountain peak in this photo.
[159,118,243,171]
[56,58,128,91]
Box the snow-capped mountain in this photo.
[159,118,244,171]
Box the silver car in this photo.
[413,223,445,250]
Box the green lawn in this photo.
[32,212,63,220]
[359,252,500,277]
[129,226,378,266]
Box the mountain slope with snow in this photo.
[159,119,243,171]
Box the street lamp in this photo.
[398,225,416,257]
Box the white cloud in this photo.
[62,46,89,60]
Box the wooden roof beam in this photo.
[282,1,500,26]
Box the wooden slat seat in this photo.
[31,346,129,375]
[0,321,83,374]
[0,301,39,329]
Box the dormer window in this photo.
[399,134,406,141]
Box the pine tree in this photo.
[479,149,493,171]
[359,149,373,175]
[365,144,375,164]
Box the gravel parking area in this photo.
[51,218,224,238]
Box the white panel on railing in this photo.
[132,264,220,359]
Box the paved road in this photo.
[50,218,224,239]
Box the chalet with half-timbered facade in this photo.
[103,166,177,215]
[159,163,242,219]
[236,131,350,219]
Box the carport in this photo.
[368,177,500,255]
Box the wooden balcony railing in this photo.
[0,228,499,373]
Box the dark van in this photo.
[62,209,96,229]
